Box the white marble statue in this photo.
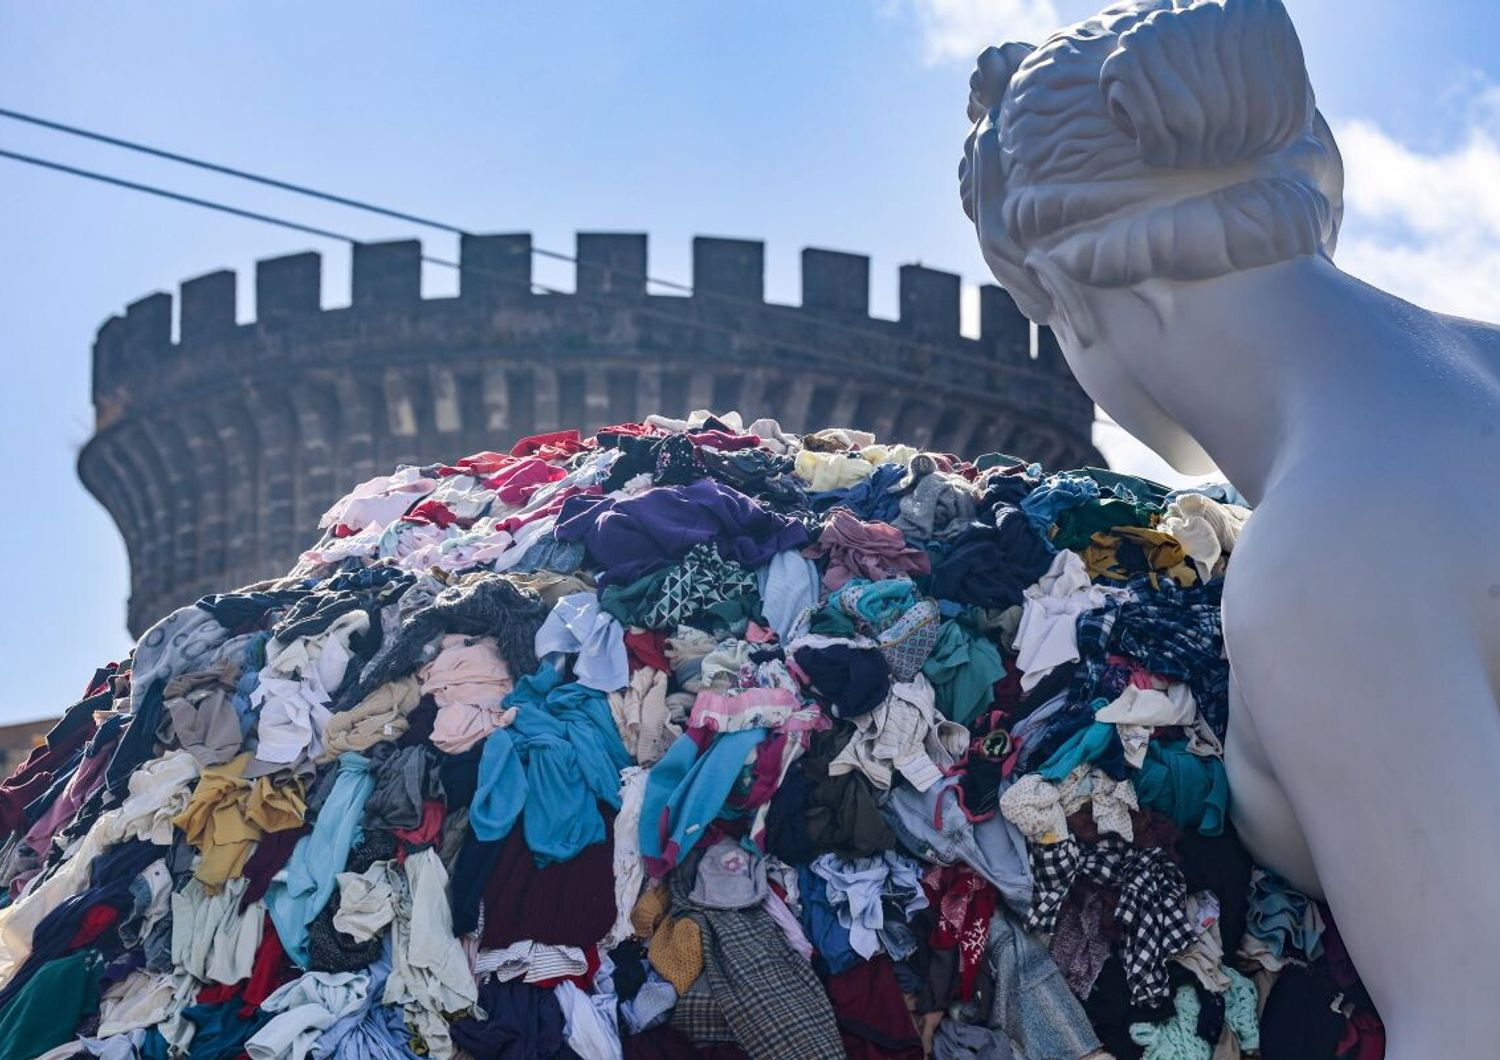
[961,0,1500,1053]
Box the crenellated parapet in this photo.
[79,232,1101,636]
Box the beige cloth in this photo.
[609,668,682,767]
[321,676,422,758]
[1159,494,1251,581]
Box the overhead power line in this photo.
[0,105,1055,375]
[0,106,682,292]
[0,108,1062,379]
[0,146,1059,411]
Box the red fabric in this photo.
[243,915,296,1014]
[239,826,310,912]
[594,422,660,445]
[403,500,462,528]
[393,800,447,858]
[492,486,598,535]
[483,458,568,505]
[441,450,516,477]
[623,631,671,673]
[196,982,241,1005]
[531,945,601,990]
[480,813,617,949]
[922,864,999,1001]
[68,904,120,948]
[1337,1010,1386,1060]
[825,955,924,1059]
[510,430,590,460]
[85,664,120,698]
[990,657,1025,711]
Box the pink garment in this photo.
[765,889,814,959]
[685,429,761,451]
[12,727,119,896]
[689,688,822,734]
[743,621,777,645]
[483,458,568,505]
[1107,654,1168,691]
[805,507,931,590]
[419,635,518,753]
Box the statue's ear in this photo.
[1099,0,1313,169]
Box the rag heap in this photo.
[0,411,1379,1060]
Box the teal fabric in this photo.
[267,751,375,966]
[0,947,100,1059]
[921,620,1004,725]
[830,578,921,630]
[639,726,767,874]
[1134,740,1228,836]
[469,664,632,864]
[1037,721,1120,782]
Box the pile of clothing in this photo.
[0,410,1384,1060]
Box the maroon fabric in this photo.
[0,717,97,835]
[825,955,924,1060]
[622,1025,750,1060]
[480,813,617,949]
[1337,1009,1386,1060]
[238,826,310,913]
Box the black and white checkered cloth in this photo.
[1025,836,1197,1006]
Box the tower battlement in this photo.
[79,232,1099,635]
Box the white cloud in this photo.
[1335,93,1500,322]
[901,0,1062,64]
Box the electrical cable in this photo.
[0,145,1075,419]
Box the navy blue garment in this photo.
[195,588,307,633]
[0,838,164,1008]
[808,464,906,523]
[28,714,131,827]
[792,644,891,720]
[163,1000,274,1059]
[927,510,1055,609]
[449,833,504,937]
[976,467,1041,518]
[104,679,166,799]
[798,864,860,976]
[451,978,569,1060]
[1073,577,1230,737]
[20,744,86,827]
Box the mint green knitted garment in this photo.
[1130,968,1259,1060]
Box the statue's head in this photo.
[960,0,1345,472]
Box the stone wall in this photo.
[78,233,1101,636]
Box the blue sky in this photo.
[2,0,1499,722]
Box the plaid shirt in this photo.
[1072,576,1230,737]
[669,868,845,1059]
[1025,836,1197,1007]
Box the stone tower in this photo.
[78,232,1101,636]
